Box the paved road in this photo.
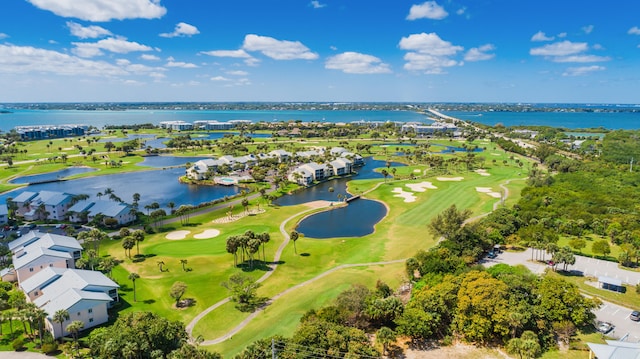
[0,353,50,359]
[483,248,640,342]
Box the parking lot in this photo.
[483,248,640,342]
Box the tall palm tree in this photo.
[290,230,299,255]
[180,259,188,272]
[132,229,145,255]
[128,273,140,302]
[53,309,70,342]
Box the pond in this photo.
[295,198,387,239]
[276,157,403,238]
[9,167,98,184]
[0,165,240,211]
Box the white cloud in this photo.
[557,32,567,38]
[226,70,249,76]
[562,65,605,76]
[26,0,167,21]
[456,7,466,15]
[0,33,10,40]
[582,25,594,34]
[325,52,392,74]
[629,26,640,35]
[531,31,554,42]
[201,49,252,58]
[72,37,154,58]
[0,44,127,76]
[67,21,111,39]
[310,1,326,9]
[530,40,588,56]
[140,54,161,61]
[242,34,318,60]
[165,56,198,68]
[407,1,448,20]
[399,32,463,73]
[464,44,495,61]
[552,54,611,63]
[159,22,200,38]
[211,76,231,81]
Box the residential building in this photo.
[13,190,73,221]
[269,149,292,163]
[9,231,83,282]
[15,124,89,141]
[68,200,136,226]
[329,158,353,176]
[0,204,8,225]
[193,120,235,130]
[158,121,193,131]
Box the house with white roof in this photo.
[330,158,353,176]
[13,246,72,283]
[67,200,136,226]
[9,231,82,283]
[269,149,292,163]
[288,167,314,186]
[20,266,118,306]
[12,190,73,221]
[185,158,223,180]
[158,121,193,131]
[39,287,113,338]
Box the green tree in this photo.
[128,273,140,302]
[122,236,135,258]
[290,230,299,254]
[53,309,70,342]
[428,204,472,242]
[568,238,586,253]
[376,326,396,356]
[170,281,188,306]
[180,259,188,272]
[221,273,261,311]
[132,229,145,255]
[592,239,611,258]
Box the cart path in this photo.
[186,176,523,345]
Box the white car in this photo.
[597,321,614,334]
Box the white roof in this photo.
[13,246,72,270]
[12,191,39,203]
[69,200,131,218]
[39,288,113,318]
[9,231,81,253]
[24,267,117,296]
[587,341,640,359]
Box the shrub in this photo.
[11,337,24,351]
[41,342,58,354]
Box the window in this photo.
[34,291,39,296]
[89,318,94,323]
[29,268,34,272]
[88,308,93,314]
[77,312,80,316]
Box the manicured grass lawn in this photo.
[1,134,534,357]
[557,234,623,261]
[547,270,640,310]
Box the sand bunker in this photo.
[475,169,491,176]
[476,187,502,198]
[406,182,437,192]
[491,153,502,156]
[413,169,421,173]
[437,176,464,181]
[194,229,220,239]
[392,187,416,203]
[166,230,191,240]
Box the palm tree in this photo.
[180,259,188,272]
[157,261,165,272]
[167,201,176,214]
[53,309,70,342]
[66,320,84,354]
[132,229,145,255]
[290,230,299,255]
[128,273,140,302]
[381,169,389,182]
[99,257,117,278]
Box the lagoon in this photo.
[9,167,98,184]
[295,198,387,239]
[0,166,240,211]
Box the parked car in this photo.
[27,223,37,230]
[631,311,640,321]
[487,251,497,259]
[597,321,614,334]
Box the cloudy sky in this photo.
[1,0,639,103]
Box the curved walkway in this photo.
[185,201,334,336]
[186,175,524,345]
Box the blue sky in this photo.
[1,0,639,103]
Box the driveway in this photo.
[482,248,640,342]
[1,353,50,359]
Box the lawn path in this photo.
[186,175,523,346]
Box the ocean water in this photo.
[0,107,638,132]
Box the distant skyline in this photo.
[1,0,640,103]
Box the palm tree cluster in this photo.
[225,230,271,269]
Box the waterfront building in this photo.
[13,190,74,221]
[67,199,136,226]
[0,204,8,225]
[193,120,236,130]
[158,121,193,131]
[15,124,89,141]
